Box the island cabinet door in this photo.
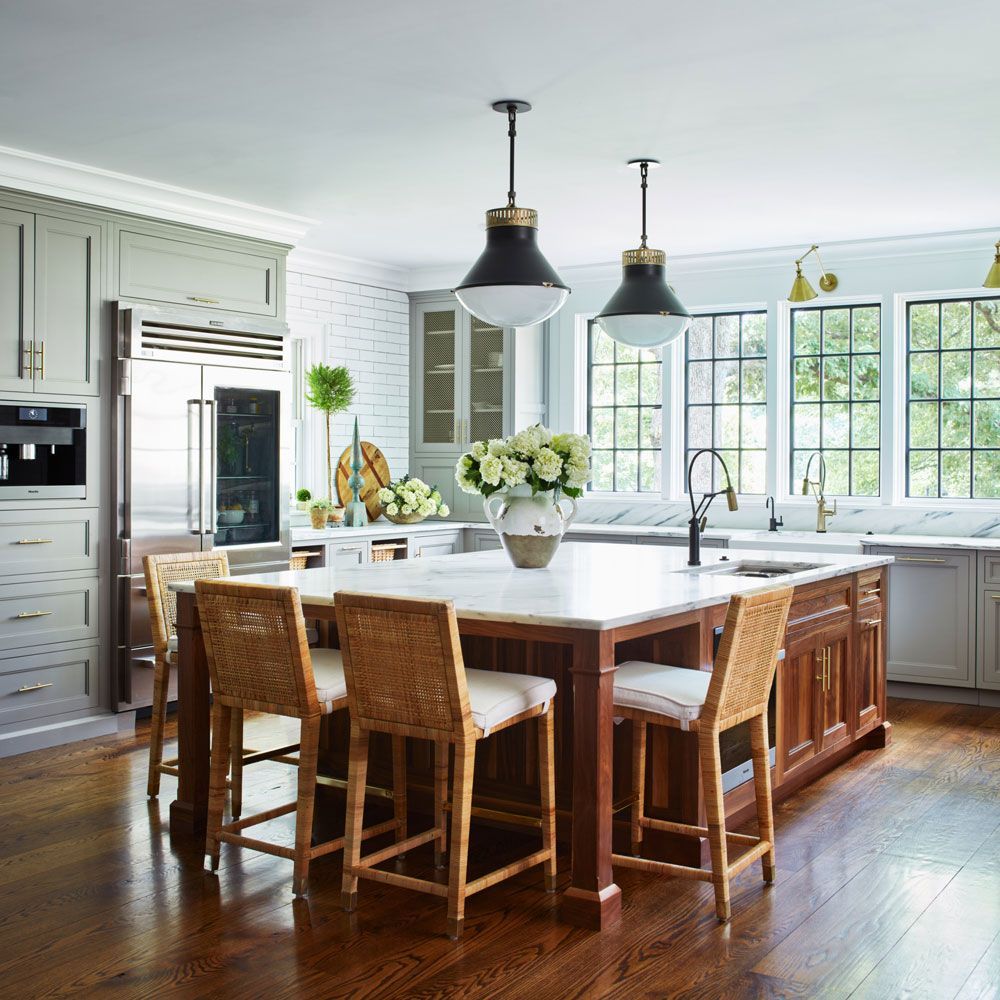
[777,631,822,779]
[816,619,852,752]
[854,602,885,734]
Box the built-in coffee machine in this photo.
[0,403,87,500]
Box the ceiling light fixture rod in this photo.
[639,160,649,249]
[506,104,518,208]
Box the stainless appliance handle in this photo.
[190,399,203,535]
[205,398,218,537]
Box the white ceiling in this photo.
[1,0,997,273]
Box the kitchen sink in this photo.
[682,560,826,579]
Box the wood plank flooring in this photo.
[0,697,997,999]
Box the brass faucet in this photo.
[801,451,837,533]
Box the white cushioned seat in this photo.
[311,648,347,713]
[613,661,711,730]
[165,634,179,664]
[465,668,556,736]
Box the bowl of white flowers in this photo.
[377,476,450,524]
[455,424,591,568]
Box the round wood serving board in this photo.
[335,441,390,520]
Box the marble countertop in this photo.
[857,532,1000,551]
[291,520,469,543]
[173,544,892,631]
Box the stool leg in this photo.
[699,729,731,923]
[446,741,476,940]
[538,705,557,892]
[433,740,449,869]
[391,735,408,854]
[750,713,776,884]
[205,703,232,873]
[292,715,321,898]
[342,722,370,912]
[146,655,170,798]
[631,719,647,857]
[229,708,244,821]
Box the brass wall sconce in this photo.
[984,240,1000,289]
[788,244,838,302]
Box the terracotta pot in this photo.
[328,506,345,523]
[309,508,329,530]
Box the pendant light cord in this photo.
[639,160,649,249]
[506,105,518,207]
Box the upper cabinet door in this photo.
[466,316,505,445]
[34,216,101,396]
[416,302,463,451]
[119,231,279,317]
[0,208,34,393]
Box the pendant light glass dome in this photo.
[595,160,690,349]
[454,101,569,328]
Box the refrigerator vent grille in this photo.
[135,320,287,365]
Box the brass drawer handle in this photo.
[991,595,1000,601]
[186,296,220,304]
[897,556,946,563]
[15,610,54,619]
[15,538,54,545]
[863,618,882,627]
[16,682,53,693]
[861,588,880,596]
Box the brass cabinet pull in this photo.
[22,342,33,379]
[338,545,363,553]
[15,610,54,619]
[187,296,220,304]
[990,595,1000,601]
[863,618,883,627]
[16,682,53,693]
[15,538,53,545]
[35,341,44,379]
[897,556,946,563]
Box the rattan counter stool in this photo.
[196,580,407,896]
[335,592,558,940]
[612,585,793,922]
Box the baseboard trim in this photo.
[887,681,1000,706]
[0,712,120,758]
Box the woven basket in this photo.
[371,543,405,563]
[383,511,426,525]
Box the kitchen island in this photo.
[169,544,892,930]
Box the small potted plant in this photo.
[305,363,355,503]
[308,497,333,530]
[377,476,450,525]
[295,488,312,511]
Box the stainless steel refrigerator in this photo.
[113,302,292,710]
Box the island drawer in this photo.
[0,578,98,652]
[0,643,99,726]
[857,569,883,606]
[786,577,853,635]
[981,554,1000,586]
[0,510,98,578]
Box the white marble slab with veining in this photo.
[172,543,891,631]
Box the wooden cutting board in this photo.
[335,441,391,521]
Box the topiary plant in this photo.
[305,364,355,502]
[296,488,312,503]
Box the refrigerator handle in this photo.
[204,398,218,538]
[190,399,204,535]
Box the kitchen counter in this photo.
[291,520,467,543]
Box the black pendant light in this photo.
[595,159,690,348]
[454,101,570,328]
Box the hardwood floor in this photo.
[0,697,998,999]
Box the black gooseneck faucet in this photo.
[766,495,783,532]
[686,449,738,566]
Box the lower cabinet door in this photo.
[855,604,885,732]
[817,620,851,751]
[328,541,369,567]
[0,578,98,652]
[979,589,1000,690]
[777,631,822,779]
[411,531,462,559]
[0,643,100,726]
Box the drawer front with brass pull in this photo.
[0,579,97,652]
[1,644,99,725]
[0,511,97,578]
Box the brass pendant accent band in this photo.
[622,247,666,266]
[486,206,538,229]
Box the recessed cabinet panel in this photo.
[855,602,885,733]
[328,540,369,567]
[0,643,99,725]
[0,578,98,652]
[818,622,851,751]
[419,305,461,448]
[777,632,821,778]
[979,589,1000,690]
[0,510,97,577]
[468,317,504,443]
[0,207,33,393]
[412,531,462,559]
[34,216,101,395]
[120,231,278,317]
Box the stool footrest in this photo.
[357,827,442,870]
[466,848,552,896]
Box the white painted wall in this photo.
[286,270,409,499]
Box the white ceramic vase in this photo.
[484,485,578,568]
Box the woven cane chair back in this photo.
[143,551,230,659]
[195,580,317,716]
[334,592,474,742]
[703,585,793,730]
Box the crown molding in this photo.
[0,145,316,245]
[287,245,410,291]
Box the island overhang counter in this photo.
[169,543,892,930]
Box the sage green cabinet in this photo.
[119,231,279,317]
[978,588,1000,690]
[0,207,34,393]
[34,216,102,395]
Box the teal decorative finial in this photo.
[345,416,368,527]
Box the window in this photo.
[587,321,662,492]
[790,304,881,497]
[685,311,767,494]
[906,297,1000,499]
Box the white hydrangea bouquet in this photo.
[377,475,450,525]
[456,425,591,568]
[455,424,591,499]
